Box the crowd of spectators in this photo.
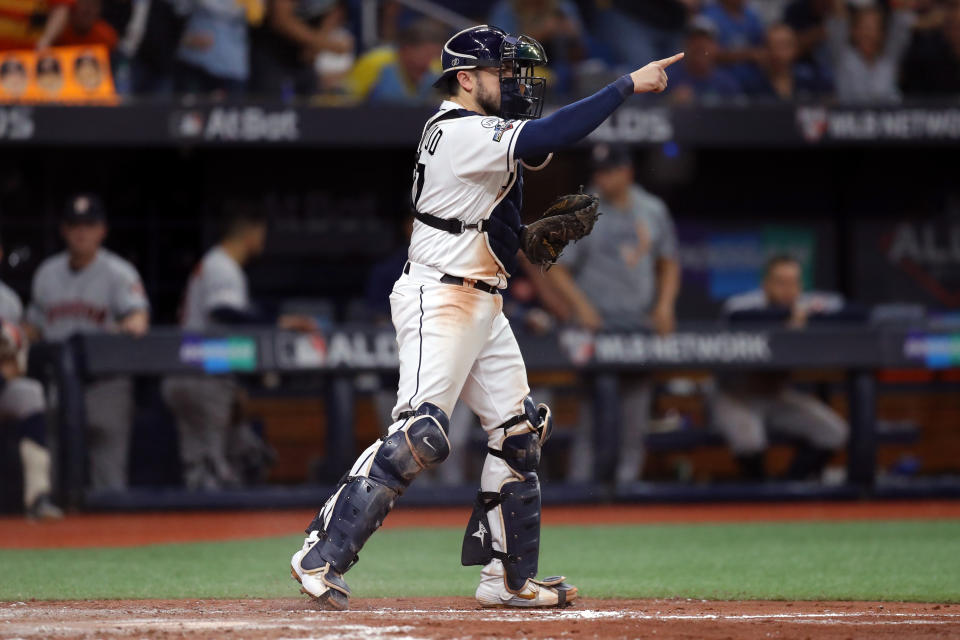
[1,0,958,103]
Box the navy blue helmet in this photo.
[433,25,548,121]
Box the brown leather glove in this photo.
[520,188,601,268]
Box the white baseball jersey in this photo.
[408,101,531,288]
[27,249,149,342]
[0,279,23,324]
[180,246,248,331]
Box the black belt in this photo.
[415,211,488,235]
[403,262,499,295]
[398,409,522,424]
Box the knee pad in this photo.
[370,402,450,492]
[461,472,541,592]
[490,397,553,474]
[302,403,449,574]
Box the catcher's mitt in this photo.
[521,187,601,268]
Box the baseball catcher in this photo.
[291,24,682,610]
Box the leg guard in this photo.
[463,472,541,591]
[301,402,450,574]
[463,397,553,591]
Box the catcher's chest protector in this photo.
[408,102,531,282]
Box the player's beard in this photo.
[475,80,501,118]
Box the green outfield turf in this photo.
[2,520,959,602]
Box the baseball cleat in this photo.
[475,575,578,608]
[26,494,63,521]
[290,533,350,611]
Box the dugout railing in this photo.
[33,323,960,511]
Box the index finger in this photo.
[655,52,685,68]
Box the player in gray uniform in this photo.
[546,144,680,484]
[25,195,150,491]
[0,272,23,324]
[714,254,849,480]
[0,235,62,519]
[163,208,314,489]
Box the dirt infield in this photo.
[2,598,958,639]
[3,500,960,549]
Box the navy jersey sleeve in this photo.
[514,75,634,160]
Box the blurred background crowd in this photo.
[1,135,958,518]
[0,0,958,519]
[2,0,960,103]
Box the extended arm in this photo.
[119,309,149,337]
[825,0,850,61]
[650,257,680,335]
[883,7,917,61]
[545,264,603,331]
[514,53,684,160]
[36,3,69,49]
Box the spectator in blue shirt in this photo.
[742,23,831,101]
[668,16,743,104]
[701,0,767,85]
[176,0,250,96]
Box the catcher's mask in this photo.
[435,25,548,121]
[498,34,548,121]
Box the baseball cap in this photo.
[63,193,107,224]
[590,143,633,172]
[688,14,718,38]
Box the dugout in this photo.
[0,101,958,511]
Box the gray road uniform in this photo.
[713,289,849,460]
[162,246,243,489]
[560,184,679,484]
[0,281,24,326]
[26,249,149,490]
[0,280,53,509]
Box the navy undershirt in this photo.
[514,75,635,160]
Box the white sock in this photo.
[19,438,52,508]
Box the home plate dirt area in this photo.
[2,598,958,640]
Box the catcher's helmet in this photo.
[434,24,548,121]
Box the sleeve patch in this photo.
[492,120,515,142]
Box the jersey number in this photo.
[425,128,443,155]
[413,162,426,208]
[413,128,443,208]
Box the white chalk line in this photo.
[4,608,960,632]
[0,620,425,639]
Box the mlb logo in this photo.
[796,107,828,143]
